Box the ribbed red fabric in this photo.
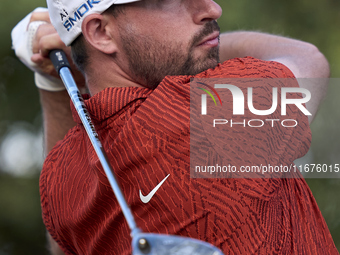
[40,57,338,254]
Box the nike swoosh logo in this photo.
[139,174,170,204]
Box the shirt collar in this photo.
[71,86,152,124]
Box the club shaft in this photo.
[59,66,140,236]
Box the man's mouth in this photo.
[197,31,220,47]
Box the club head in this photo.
[132,233,224,255]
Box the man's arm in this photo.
[219,31,330,123]
[47,232,66,255]
[39,89,76,153]
[13,10,85,153]
[17,11,84,255]
[31,13,87,255]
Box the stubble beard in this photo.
[120,21,220,89]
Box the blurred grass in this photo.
[0,174,46,255]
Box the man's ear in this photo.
[82,14,117,54]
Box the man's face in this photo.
[112,0,222,89]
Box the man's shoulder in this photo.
[41,126,83,171]
[202,56,296,79]
[154,57,296,106]
[159,56,295,87]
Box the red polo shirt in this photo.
[40,57,338,254]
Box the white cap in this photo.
[47,0,140,46]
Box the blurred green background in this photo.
[0,0,339,254]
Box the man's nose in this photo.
[192,0,223,24]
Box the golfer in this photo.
[11,0,338,254]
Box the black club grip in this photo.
[49,50,71,74]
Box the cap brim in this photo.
[114,0,140,4]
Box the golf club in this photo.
[49,49,224,255]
